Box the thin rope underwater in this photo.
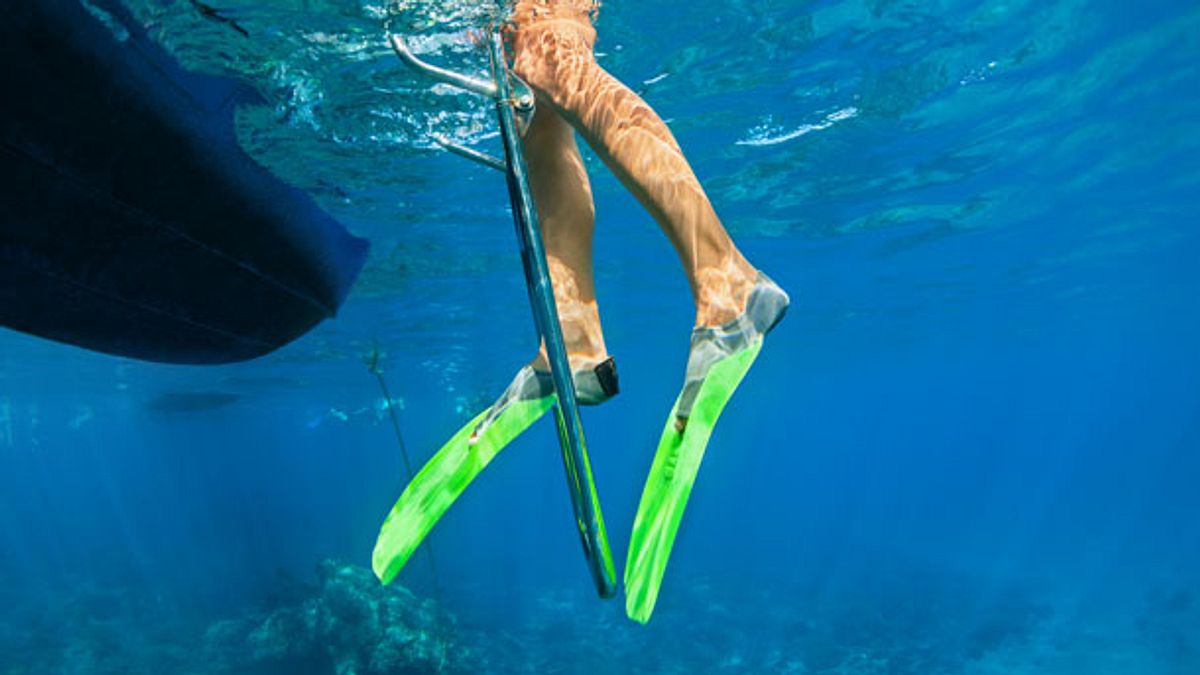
[364,341,446,602]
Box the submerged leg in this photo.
[523,104,609,372]
[509,10,790,424]
[468,104,618,446]
[508,8,759,329]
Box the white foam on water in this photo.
[736,106,859,147]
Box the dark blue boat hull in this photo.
[0,0,369,364]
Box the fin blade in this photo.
[372,396,553,584]
[624,342,763,622]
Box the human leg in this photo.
[468,104,618,442]
[507,8,760,329]
[508,8,787,429]
[523,103,608,371]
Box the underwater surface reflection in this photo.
[1,0,1199,673]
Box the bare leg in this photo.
[523,103,608,370]
[509,6,758,328]
[468,102,612,440]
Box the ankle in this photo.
[531,336,609,374]
[693,260,758,327]
[553,296,609,368]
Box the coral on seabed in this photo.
[0,560,471,674]
[204,560,473,674]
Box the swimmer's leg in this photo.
[509,17,760,330]
[523,104,618,388]
[511,16,784,418]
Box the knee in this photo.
[509,24,596,111]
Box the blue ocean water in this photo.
[2,0,1199,672]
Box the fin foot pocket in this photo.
[534,355,620,407]
[675,272,789,423]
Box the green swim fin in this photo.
[624,341,763,623]
[373,394,554,585]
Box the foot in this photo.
[529,353,620,406]
[674,271,789,431]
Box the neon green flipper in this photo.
[624,342,762,622]
[373,388,553,585]
[624,271,789,623]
